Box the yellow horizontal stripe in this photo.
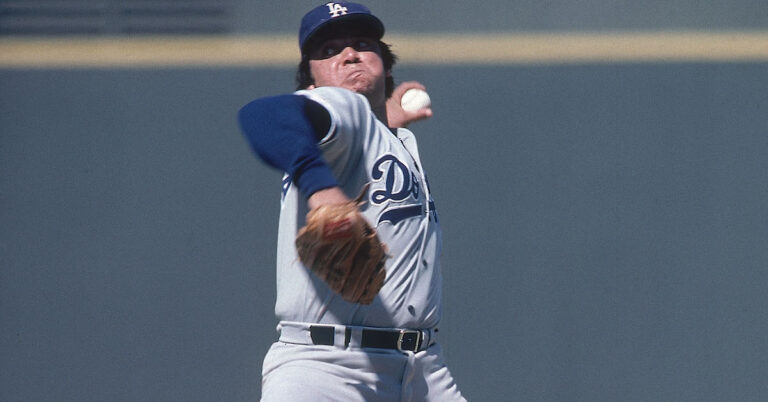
[2,31,768,68]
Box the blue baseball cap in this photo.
[299,2,385,55]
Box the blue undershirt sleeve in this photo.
[238,94,337,197]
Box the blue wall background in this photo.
[2,2,768,401]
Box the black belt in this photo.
[309,325,429,353]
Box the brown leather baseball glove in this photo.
[295,185,387,305]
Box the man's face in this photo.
[307,35,388,105]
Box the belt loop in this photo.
[425,327,437,348]
[347,327,364,348]
[335,325,347,348]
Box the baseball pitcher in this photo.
[238,2,465,401]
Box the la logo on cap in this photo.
[326,2,348,17]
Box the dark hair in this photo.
[295,40,397,99]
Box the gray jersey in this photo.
[274,86,442,329]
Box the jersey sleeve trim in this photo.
[238,94,338,197]
[295,89,340,145]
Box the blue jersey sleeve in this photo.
[238,94,337,197]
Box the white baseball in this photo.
[400,88,431,112]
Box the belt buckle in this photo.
[396,330,421,352]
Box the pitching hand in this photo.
[386,81,433,128]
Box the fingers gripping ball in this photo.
[295,186,388,304]
[400,88,431,112]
